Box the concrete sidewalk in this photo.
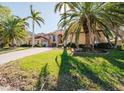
[0,48,52,65]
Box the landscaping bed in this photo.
[73,49,109,56]
[0,49,124,91]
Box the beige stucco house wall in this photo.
[67,31,108,44]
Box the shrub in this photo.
[34,44,42,47]
[67,43,77,48]
[78,44,85,48]
[20,44,31,47]
[94,43,114,49]
[42,44,46,47]
[0,43,4,48]
[117,43,124,51]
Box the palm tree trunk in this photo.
[11,39,15,48]
[83,16,91,51]
[114,35,118,48]
[32,20,35,47]
[85,33,91,50]
[113,30,124,42]
[83,27,91,51]
[85,14,94,51]
[113,27,120,48]
[106,37,113,48]
[63,3,67,49]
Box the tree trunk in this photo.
[11,39,15,48]
[32,20,35,47]
[114,35,118,48]
[82,17,91,51]
[85,14,95,51]
[63,3,67,49]
[106,37,113,48]
[85,33,91,48]
[113,27,122,48]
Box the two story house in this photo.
[27,29,64,47]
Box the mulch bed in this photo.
[73,50,109,56]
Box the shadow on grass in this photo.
[56,49,118,90]
[69,56,116,90]
[102,55,124,71]
[36,63,49,91]
[56,49,81,90]
[36,49,124,91]
[55,56,60,67]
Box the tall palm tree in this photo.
[58,2,124,51]
[0,16,28,47]
[27,5,44,47]
[54,2,74,48]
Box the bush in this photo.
[34,44,42,47]
[117,44,124,51]
[67,43,77,48]
[0,43,4,48]
[78,44,85,48]
[94,43,114,49]
[20,44,31,47]
[42,44,46,47]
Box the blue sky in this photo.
[0,2,60,34]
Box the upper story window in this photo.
[53,35,55,41]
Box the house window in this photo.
[58,34,62,43]
[53,35,55,41]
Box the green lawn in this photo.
[0,47,29,54]
[0,49,124,91]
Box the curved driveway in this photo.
[0,48,52,65]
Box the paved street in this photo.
[0,48,52,65]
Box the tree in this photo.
[54,2,74,49]
[27,5,44,47]
[106,3,124,48]
[58,2,124,51]
[0,4,11,47]
[0,16,28,48]
[0,4,11,20]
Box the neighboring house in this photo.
[27,29,64,47]
[47,29,64,47]
[28,35,50,47]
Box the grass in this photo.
[0,49,124,91]
[19,49,62,76]
[0,47,29,54]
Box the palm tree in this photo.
[27,5,44,47]
[54,2,74,48]
[58,2,124,51]
[0,16,28,47]
[0,5,11,48]
[0,4,11,20]
[106,3,124,48]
